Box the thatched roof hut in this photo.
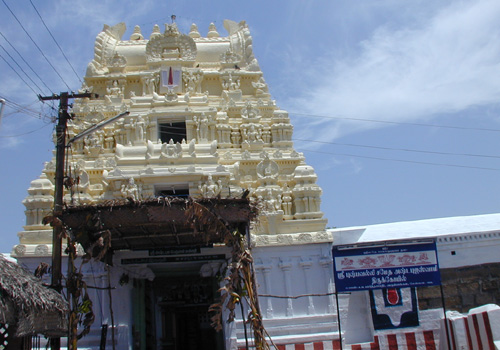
[0,255,68,337]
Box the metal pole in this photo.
[335,291,343,350]
[51,92,69,292]
[38,91,96,350]
[49,92,70,350]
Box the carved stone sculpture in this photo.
[121,177,141,201]
[199,175,222,198]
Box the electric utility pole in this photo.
[38,91,97,350]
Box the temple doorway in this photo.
[133,261,225,350]
[155,274,223,350]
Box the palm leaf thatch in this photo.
[0,255,68,337]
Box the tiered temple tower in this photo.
[13,20,335,349]
[14,20,329,258]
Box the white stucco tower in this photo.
[14,20,334,349]
[15,20,328,258]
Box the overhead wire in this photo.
[0,95,57,126]
[2,96,40,110]
[28,0,83,85]
[299,148,500,172]
[155,128,500,170]
[0,94,39,111]
[0,52,40,96]
[0,42,45,94]
[294,138,500,160]
[1,0,72,90]
[0,121,52,137]
[290,112,500,171]
[0,30,53,93]
[1,98,42,119]
[290,112,500,133]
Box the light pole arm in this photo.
[67,111,130,144]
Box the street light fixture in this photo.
[0,98,6,129]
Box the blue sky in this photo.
[1,0,500,253]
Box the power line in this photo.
[0,43,45,94]
[1,0,72,90]
[1,98,42,119]
[295,138,500,160]
[28,0,83,85]
[0,120,52,137]
[290,112,500,133]
[0,94,56,121]
[299,148,500,172]
[0,96,39,110]
[0,52,39,96]
[0,30,53,93]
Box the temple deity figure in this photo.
[281,183,293,217]
[107,80,123,97]
[114,122,127,144]
[252,77,268,94]
[262,188,282,213]
[84,133,103,156]
[241,123,263,143]
[198,175,222,198]
[262,125,271,144]
[121,177,140,201]
[194,113,209,141]
[144,75,156,96]
[222,73,240,91]
[183,70,201,93]
[133,115,147,143]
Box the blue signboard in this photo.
[332,241,441,292]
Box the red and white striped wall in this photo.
[440,304,500,350]
[355,331,437,350]
[238,330,438,350]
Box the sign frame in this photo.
[332,240,441,293]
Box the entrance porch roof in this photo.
[60,197,256,252]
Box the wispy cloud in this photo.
[288,0,500,141]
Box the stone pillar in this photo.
[279,258,293,317]
[255,260,274,318]
[300,258,315,315]
[320,256,336,315]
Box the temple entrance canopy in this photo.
[60,197,256,253]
